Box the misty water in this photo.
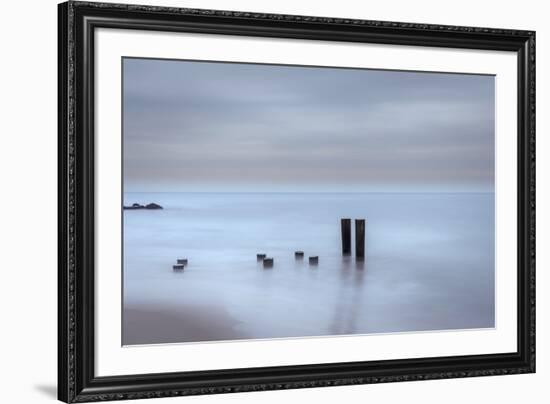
[122,192,494,345]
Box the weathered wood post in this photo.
[355,219,365,260]
[341,218,351,255]
[173,264,185,271]
[309,256,319,265]
[263,258,274,268]
[257,254,266,261]
[177,258,188,265]
[295,251,304,259]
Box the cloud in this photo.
[123,58,495,192]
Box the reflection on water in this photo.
[329,257,366,335]
[123,192,495,345]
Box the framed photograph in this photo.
[58,1,535,402]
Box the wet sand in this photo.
[123,303,246,345]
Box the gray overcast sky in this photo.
[123,58,495,192]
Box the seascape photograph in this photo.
[121,58,495,346]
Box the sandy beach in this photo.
[123,303,246,345]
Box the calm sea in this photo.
[122,192,495,345]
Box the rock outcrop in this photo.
[123,203,163,210]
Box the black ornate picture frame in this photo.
[58,1,535,402]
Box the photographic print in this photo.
[122,58,496,346]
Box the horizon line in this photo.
[123,190,495,194]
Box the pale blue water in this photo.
[122,192,495,345]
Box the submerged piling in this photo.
[263,258,274,268]
[295,251,304,259]
[341,218,351,255]
[309,256,319,265]
[257,254,266,261]
[177,258,188,265]
[173,264,185,271]
[355,219,365,260]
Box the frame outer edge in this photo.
[57,2,68,403]
[70,0,534,38]
[59,1,78,403]
[527,31,535,373]
[68,0,77,398]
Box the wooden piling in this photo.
[257,254,266,261]
[263,258,274,268]
[309,256,319,265]
[173,264,185,271]
[177,258,188,265]
[295,251,304,259]
[341,218,351,255]
[355,219,365,260]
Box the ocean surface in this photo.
[122,192,495,345]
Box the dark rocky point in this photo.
[123,202,163,210]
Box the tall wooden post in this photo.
[341,218,351,256]
[355,219,365,260]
